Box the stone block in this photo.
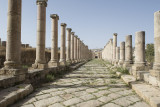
[32,63,48,69]
[149,75,158,86]
[150,69,160,80]
[144,73,150,83]
[48,61,59,67]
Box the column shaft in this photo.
[49,14,59,67]
[59,23,67,65]
[74,36,77,62]
[135,31,146,66]
[4,0,22,69]
[66,28,72,63]
[113,33,117,63]
[71,32,75,63]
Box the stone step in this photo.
[120,74,160,107]
[0,84,33,107]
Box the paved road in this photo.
[12,59,150,107]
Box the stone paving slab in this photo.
[11,59,150,107]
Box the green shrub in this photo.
[46,74,55,82]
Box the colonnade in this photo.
[102,10,160,80]
[0,0,92,76]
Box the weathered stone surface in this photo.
[63,98,83,106]
[11,60,150,107]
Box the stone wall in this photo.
[0,47,52,68]
[102,39,113,62]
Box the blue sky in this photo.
[0,0,160,49]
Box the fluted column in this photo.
[59,23,67,66]
[3,0,22,70]
[48,14,59,67]
[66,28,72,64]
[119,42,125,65]
[71,32,75,63]
[74,35,78,62]
[123,35,133,68]
[33,0,47,69]
[113,33,118,64]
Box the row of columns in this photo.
[102,10,160,80]
[0,0,92,75]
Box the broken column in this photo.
[59,23,67,66]
[71,32,75,63]
[113,33,118,64]
[118,42,125,65]
[115,47,120,65]
[48,14,59,67]
[132,31,146,79]
[150,11,160,79]
[32,0,48,69]
[123,35,133,68]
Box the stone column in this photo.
[71,32,75,63]
[0,38,1,47]
[115,47,120,65]
[77,37,80,62]
[113,33,118,64]
[79,40,81,61]
[3,0,22,70]
[123,35,133,68]
[48,14,59,67]
[74,35,78,62]
[119,42,125,65]
[66,28,72,64]
[132,31,146,79]
[150,11,160,79]
[59,23,67,66]
[33,0,48,69]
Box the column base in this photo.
[59,61,66,66]
[66,60,72,66]
[0,67,27,82]
[131,65,146,80]
[4,61,21,69]
[150,69,160,81]
[118,60,124,66]
[32,63,48,69]
[48,61,59,67]
[123,61,133,68]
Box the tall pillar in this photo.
[2,0,22,72]
[79,40,82,61]
[48,14,59,67]
[71,32,75,63]
[77,37,80,62]
[151,11,160,79]
[132,31,146,79]
[0,38,1,47]
[59,23,67,66]
[119,42,125,65]
[123,35,133,68]
[113,33,118,64]
[74,35,78,62]
[115,47,120,65]
[33,0,48,69]
[66,28,72,64]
